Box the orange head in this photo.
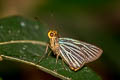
[48,30,58,39]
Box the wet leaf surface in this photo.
[0,16,101,80]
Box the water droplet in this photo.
[59,62,61,65]
[20,22,26,27]
[19,56,23,58]
[83,67,90,72]
[0,25,3,29]
[23,54,26,57]
[19,50,24,54]
[17,30,20,33]
[8,30,12,34]
[22,55,26,59]
[35,25,39,29]
[33,58,36,62]
[22,45,28,50]
[22,47,26,50]
[84,67,88,70]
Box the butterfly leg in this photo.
[45,50,52,60]
[37,44,49,63]
[61,59,68,71]
[47,50,52,57]
[56,54,60,64]
[54,53,60,72]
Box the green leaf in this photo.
[0,16,101,80]
[0,77,2,80]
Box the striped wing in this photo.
[58,38,103,70]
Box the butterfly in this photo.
[43,30,103,71]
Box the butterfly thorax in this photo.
[49,38,60,55]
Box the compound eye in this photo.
[50,32,54,37]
